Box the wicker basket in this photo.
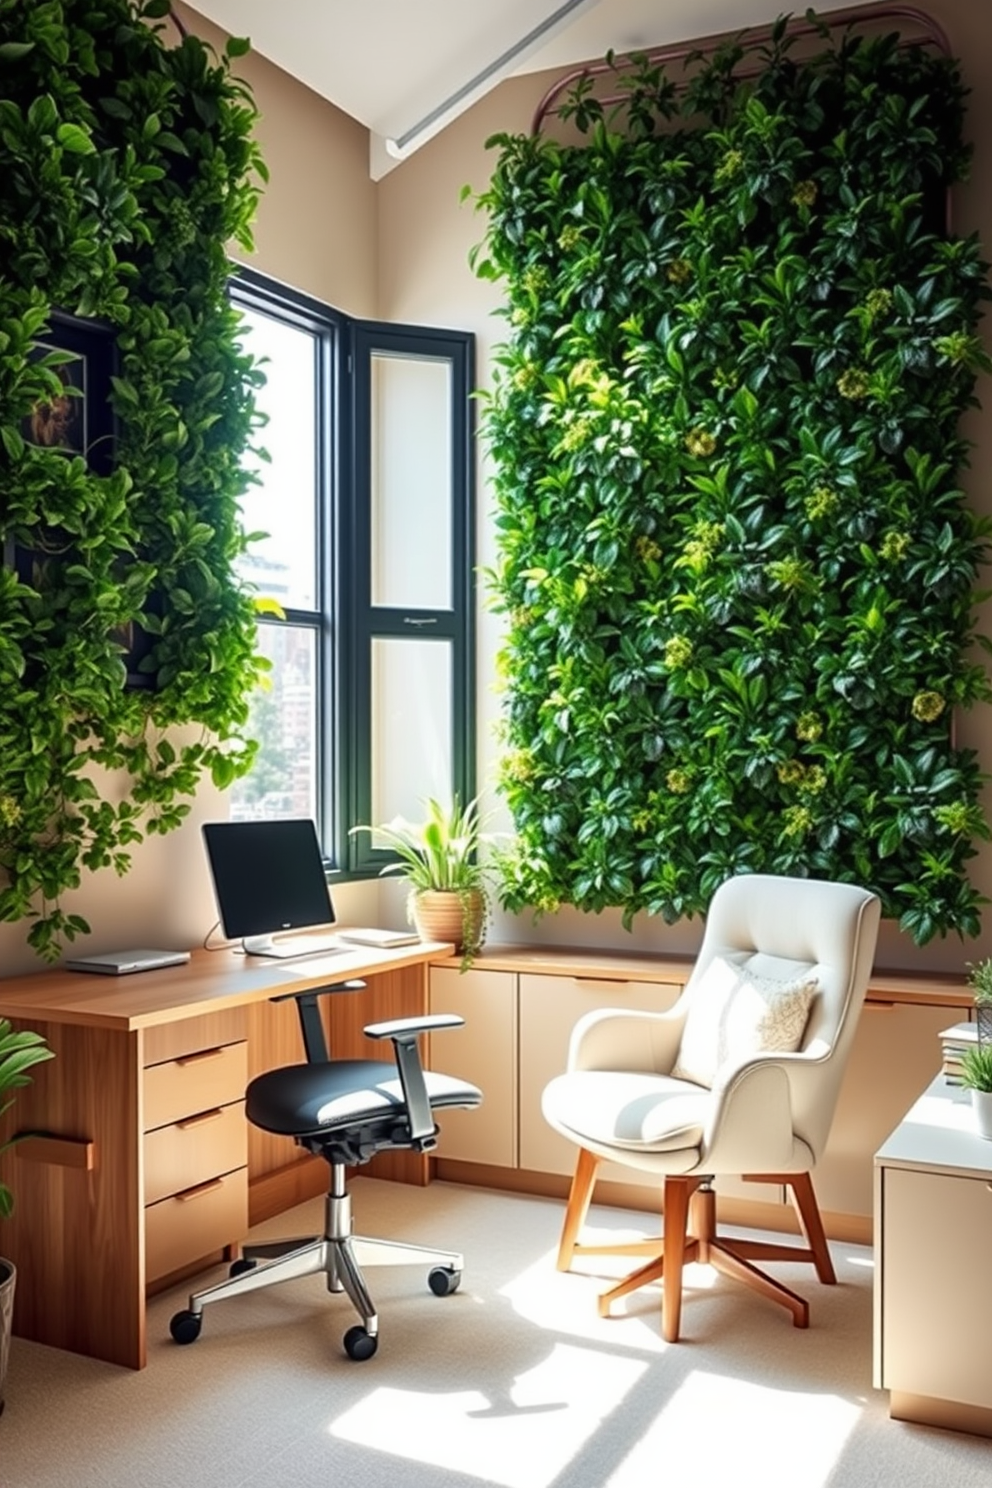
[977,1002,992,1048]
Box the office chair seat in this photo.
[248,1059,479,1138]
[170,983,481,1361]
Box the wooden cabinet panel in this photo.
[429,966,517,1167]
[144,1042,247,1132]
[880,1166,992,1408]
[519,973,681,1181]
[813,1000,953,1221]
[145,1168,248,1283]
[144,1101,246,1205]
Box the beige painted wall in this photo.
[377,0,992,972]
[4,2,990,979]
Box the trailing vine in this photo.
[473,14,992,943]
[0,0,268,958]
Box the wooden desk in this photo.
[0,939,453,1370]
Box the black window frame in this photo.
[230,266,475,877]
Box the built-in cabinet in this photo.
[874,1078,992,1438]
[429,949,971,1242]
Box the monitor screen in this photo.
[202,820,335,946]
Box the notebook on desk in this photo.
[65,948,192,976]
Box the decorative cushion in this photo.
[670,956,817,1088]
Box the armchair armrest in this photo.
[567,1006,686,1075]
[363,1013,465,1148]
[702,1058,795,1172]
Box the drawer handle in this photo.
[176,1108,224,1130]
[175,1047,226,1067]
[574,977,635,991]
[865,1001,896,1011]
[176,1178,225,1202]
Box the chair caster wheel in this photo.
[343,1325,378,1361]
[428,1265,461,1297]
[230,1257,257,1278]
[170,1309,202,1345]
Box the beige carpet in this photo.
[1,1179,988,1488]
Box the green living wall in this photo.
[0,0,266,956]
[475,16,992,943]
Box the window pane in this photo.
[371,637,452,827]
[370,353,452,610]
[229,624,317,823]
[236,306,318,611]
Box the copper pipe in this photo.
[531,4,952,134]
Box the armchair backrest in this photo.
[683,874,881,1162]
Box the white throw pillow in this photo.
[671,956,817,1088]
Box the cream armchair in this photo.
[542,874,881,1341]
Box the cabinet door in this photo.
[880,1166,992,1408]
[519,973,680,1182]
[813,1000,953,1221]
[429,966,517,1167]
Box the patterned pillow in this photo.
[671,956,817,1088]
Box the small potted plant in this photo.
[959,1042,992,1141]
[966,958,992,1047]
[352,795,493,965]
[1,1018,54,1415]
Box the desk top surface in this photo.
[875,1075,992,1180]
[0,937,454,1032]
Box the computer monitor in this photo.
[202,819,337,958]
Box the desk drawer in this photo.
[145,1167,247,1283]
[144,1100,246,1205]
[144,1042,248,1132]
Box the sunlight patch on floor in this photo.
[329,1341,647,1488]
[602,1368,861,1488]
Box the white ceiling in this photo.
[186,0,856,177]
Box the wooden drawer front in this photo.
[429,966,517,1167]
[144,1100,246,1205]
[145,1167,248,1283]
[144,1041,248,1132]
[143,1008,247,1068]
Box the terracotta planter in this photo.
[0,1258,14,1417]
[409,889,485,954]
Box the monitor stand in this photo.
[242,933,345,960]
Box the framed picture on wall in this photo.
[20,312,116,475]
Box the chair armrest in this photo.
[364,1013,464,1040]
[363,1014,465,1147]
[702,1059,795,1172]
[567,1006,686,1074]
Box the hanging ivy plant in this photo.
[472,14,992,943]
[0,0,268,958]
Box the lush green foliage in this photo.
[966,956,992,1004]
[472,17,992,943]
[0,1018,54,1217]
[0,0,267,957]
[960,1040,992,1093]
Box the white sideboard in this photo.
[874,1076,992,1438]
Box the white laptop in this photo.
[337,928,420,949]
[64,948,191,976]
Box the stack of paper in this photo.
[939,1020,978,1084]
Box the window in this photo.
[228,268,475,875]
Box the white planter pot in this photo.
[970,1088,992,1140]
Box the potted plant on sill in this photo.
[965,958,992,1047]
[352,796,493,966]
[959,1042,992,1141]
[1,1019,54,1417]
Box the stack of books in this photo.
[939,1021,978,1085]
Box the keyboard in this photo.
[245,936,349,961]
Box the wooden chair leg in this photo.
[556,1146,600,1271]
[787,1171,836,1284]
[661,1177,693,1343]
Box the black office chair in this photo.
[169,978,482,1360]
